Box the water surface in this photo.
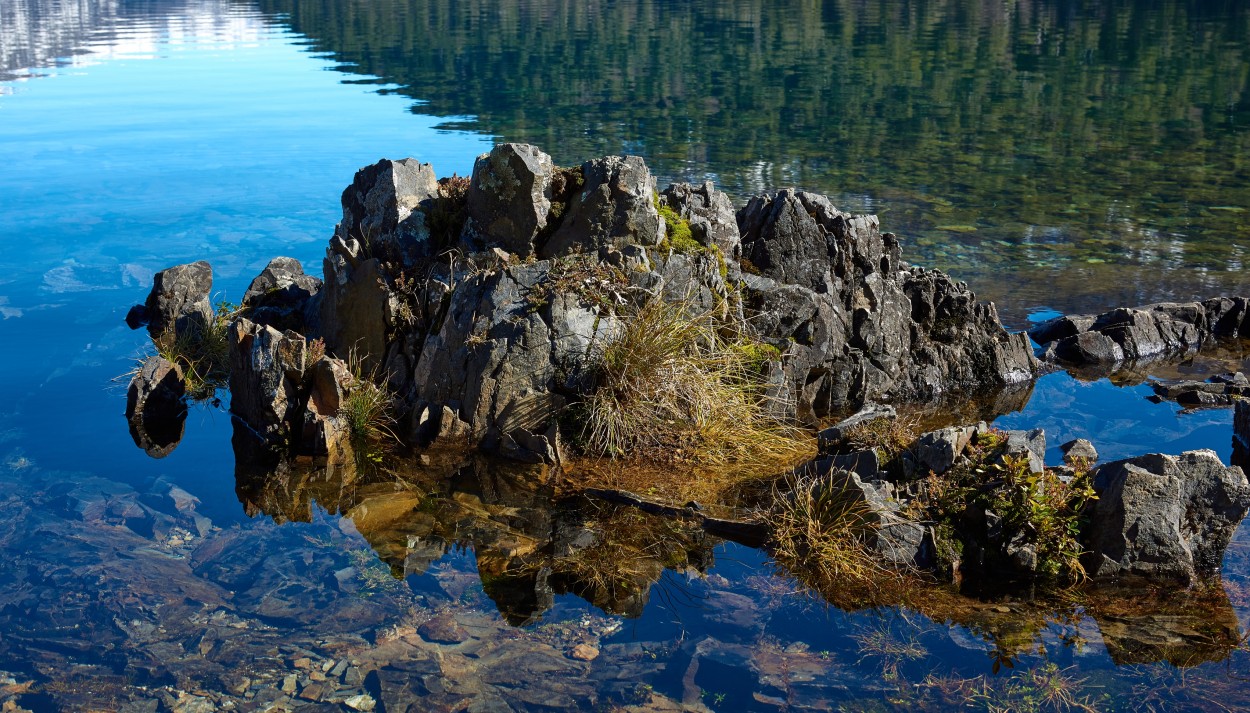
[2,0,1250,710]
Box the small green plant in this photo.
[340,349,398,450]
[151,298,238,399]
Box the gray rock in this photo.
[1001,428,1046,474]
[540,155,662,257]
[1060,438,1099,465]
[462,143,554,257]
[242,257,322,332]
[336,157,440,268]
[816,404,897,454]
[1084,450,1250,583]
[144,260,213,341]
[660,181,740,259]
[299,356,352,456]
[913,425,976,475]
[806,463,931,569]
[228,318,307,442]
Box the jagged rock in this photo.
[336,157,440,268]
[125,355,187,458]
[228,318,307,442]
[242,257,322,333]
[462,143,554,257]
[1084,450,1250,583]
[405,261,617,448]
[1060,438,1099,465]
[540,155,662,257]
[1033,298,1250,372]
[1001,429,1046,474]
[143,260,213,340]
[738,190,1035,421]
[660,181,741,260]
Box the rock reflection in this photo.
[233,427,717,626]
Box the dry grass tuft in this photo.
[340,349,399,451]
[581,297,813,471]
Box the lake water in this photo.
[1,0,1249,710]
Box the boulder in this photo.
[461,143,554,257]
[299,356,352,456]
[1001,429,1046,474]
[1084,450,1250,583]
[143,260,213,340]
[242,256,322,333]
[336,157,440,268]
[816,404,896,454]
[228,318,308,442]
[539,155,663,257]
[1060,438,1099,465]
[913,425,977,475]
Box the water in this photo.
[1,0,1249,710]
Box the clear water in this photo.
[1,0,1249,710]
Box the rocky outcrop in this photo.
[142,260,214,340]
[1084,450,1250,583]
[228,318,308,442]
[737,190,1036,422]
[1031,298,1250,373]
[1148,372,1250,409]
[336,158,440,269]
[462,143,554,257]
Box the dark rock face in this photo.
[242,257,322,333]
[319,238,391,372]
[1032,298,1250,373]
[462,143,554,257]
[1084,450,1250,583]
[336,158,440,269]
[737,190,1035,422]
[144,260,213,340]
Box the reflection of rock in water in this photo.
[124,355,187,458]
[1084,585,1243,667]
[232,434,717,624]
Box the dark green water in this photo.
[257,0,1250,324]
[2,0,1250,710]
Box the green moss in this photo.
[653,192,701,255]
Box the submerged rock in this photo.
[1084,450,1250,583]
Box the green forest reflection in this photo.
[254,0,1250,322]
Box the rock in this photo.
[660,181,741,260]
[1084,450,1250,583]
[417,613,469,644]
[319,242,391,372]
[816,404,896,454]
[344,694,377,712]
[913,425,976,475]
[568,644,599,661]
[540,155,662,257]
[241,257,322,332]
[1033,299,1250,373]
[738,190,1035,421]
[1235,401,1250,471]
[1060,438,1099,465]
[1001,429,1046,474]
[299,356,353,456]
[337,157,440,268]
[805,461,931,569]
[228,318,307,442]
[462,143,555,257]
[125,355,187,458]
[144,260,214,340]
